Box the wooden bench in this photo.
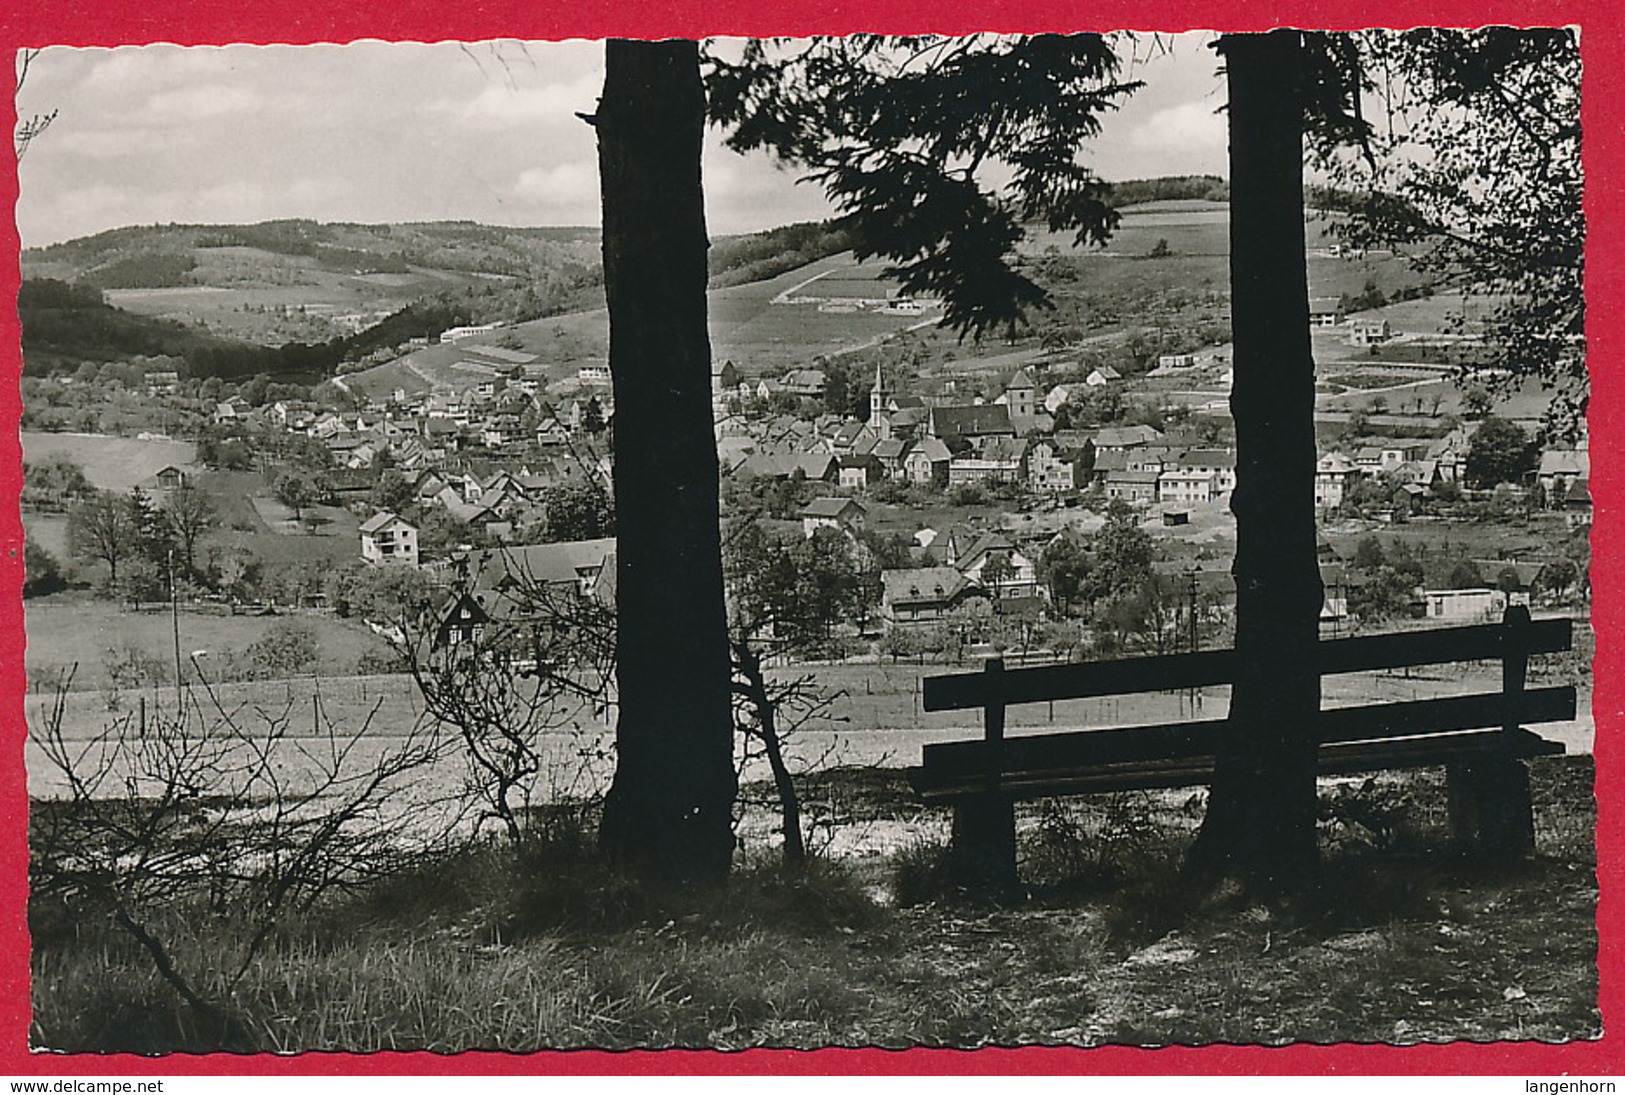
[908,606,1574,892]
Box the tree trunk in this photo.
[732,641,807,864]
[1186,31,1324,895]
[594,40,737,887]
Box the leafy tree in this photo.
[821,358,855,419]
[1349,565,1420,621]
[541,483,615,542]
[580,396,607,435]
[725,521,876,651]
[1082,505,1154,607]
[112,556,165,611]
[22,454,92,509]
[707,34,1142,339]
[273,471,315,523]
[1322,29,1582,434]
[980,551,1015,599]
[1460,383,1494,420]
[1038,534,1090,613]
[1351,535,1386,571]
[350,564,439,629]
[1447,560,1485,589]
[1537,557,1579,602]
[1464,415,1538,488]
[208,544,262,603]
[369,470,417,516]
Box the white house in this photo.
[359,511,420,567]
[1420,587,1507,622]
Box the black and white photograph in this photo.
[14,29,1597,1053]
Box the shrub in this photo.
[245,620,319,677]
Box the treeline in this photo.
[708,221,857,288]
[1106,175,1230,205]
[19,279,234,373]
[186,297,475,379]
[79,252,198,289]
[19,277,470,381]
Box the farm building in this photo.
[800,497,867,538]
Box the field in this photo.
[343,252,941,401]
[24,636,1595,809]
[20,431,197,492]
[23,594,391,691]
[1022,202,1428,307]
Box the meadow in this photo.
[20,430,198,493]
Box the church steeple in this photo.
[868,361,891,434]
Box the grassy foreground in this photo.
[31,757,1598,1052]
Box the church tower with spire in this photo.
[868,361,892,438]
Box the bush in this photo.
[355,647,407,675]
[245,620,319,677]
[23,539,68,597]
[103,643,170,690]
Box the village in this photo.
[60,282,1580,672]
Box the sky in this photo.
[13,34,1231,249]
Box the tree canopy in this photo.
[1311,29,1583,433]
[706,35,1141,339]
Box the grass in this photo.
[20,430,199,492]
[29,756,1598,1052]
[23,593,392,690]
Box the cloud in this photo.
[1126,99,1227,159]
[512,161,597,202]
[145,83,267,121]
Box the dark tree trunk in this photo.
[1186,31,1324,894]
[594,40,737,887]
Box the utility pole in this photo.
[170,548,183,704]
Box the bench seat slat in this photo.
[918,687,1574,781]
[909,727,1566,802]
[922,618,1572,712]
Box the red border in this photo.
[0,0,1616,1077]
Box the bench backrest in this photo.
[922,607,1570,713]
[916,606,1575,790]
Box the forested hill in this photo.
[16,218,860,379]
[1106,175,1230,205]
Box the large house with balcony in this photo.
[359,511,420,567]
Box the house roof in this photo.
[1094,425,1165,449]
[359,510,411,535]
[1177,448,1237,469]
[1539,449,1589,477]
[928,404,1015,439]
[800,497,866,519]
[907,437,953,463]
[1106,469,1162,485]
[956,531,1019,569]
[464,539,617,591]
[1007,368,1036,391]
[882,567,969,607]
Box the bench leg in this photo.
[949,794,1019,900]
[1446,757,1535,857]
